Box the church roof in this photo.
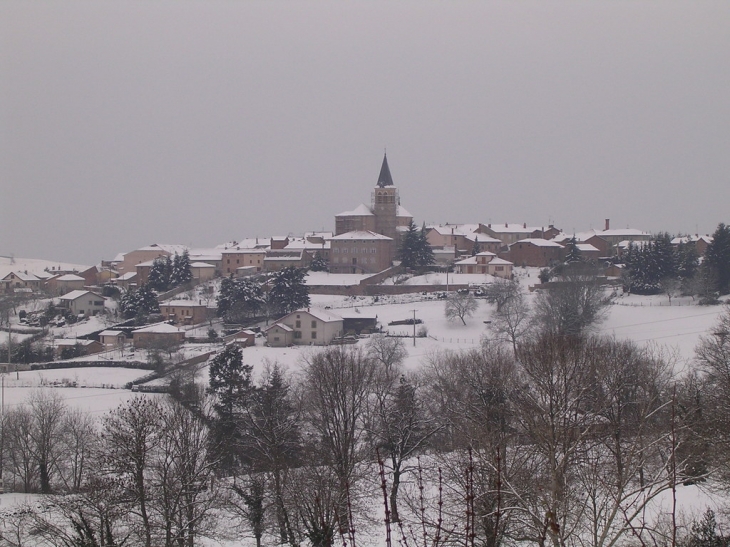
[377,153,394,187]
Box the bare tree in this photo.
[101,396,162,547]
[60,407,97,493]
[533,264,612,337]
[300,346,379,532]
[28,390,67,494]
[367,334,408,373]
[445,292,479,325]
[484,279,521,312]
[489,288,533,354]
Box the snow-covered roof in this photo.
[427,224,479,236]
[292,308,343,323]
[487,223,542,234]
[136,260,155,267]
[99,330,126,337]
[161,299,207,307]
[190,262,215,268]
[59,290,104,301]
[511,238,564,248]
[2,271,40,281]
[265,322,293,333]
[136,244,189,255]
[216,238,271,250]
[597,229,650,237]
[671,235,713,245]
[284,237,331,250]
[552,231,602,243]
[329,230,393,241]
[465,233,502,243]
[336,204,374,217]
[56,274,85,282]
[576,244,600,253]
[476,251,497,257]
[117,272,137,281]
[488,257,513,265]
[397,205,412,218]
[454,256,478,265]
[133,322,183,334]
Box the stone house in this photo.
[159,300,211,326]
[132,322,185,349]
[328,231,393,274]
[504,239,565,268]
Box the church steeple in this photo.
[376,153,394,187]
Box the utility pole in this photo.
[411,309,417,347]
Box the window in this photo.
[295,320,301,328]
[311,320,316,328]
[343,248,348,254]
[311,331,317,339]
[294,331,302,339]
[371,248,376,254]
[274,336,280,342]
[333,248,339,253]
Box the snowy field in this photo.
[1,282,729,546]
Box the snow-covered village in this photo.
[4,2,730,547]
[2,151,730,547]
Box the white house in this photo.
[265,308,344,347]
[58,290,106,316]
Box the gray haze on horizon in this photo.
[2,1,729,266]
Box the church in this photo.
[329,154,413,274]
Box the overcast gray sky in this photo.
[2,1,729,265]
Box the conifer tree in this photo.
[268,267,310,316]
[705,223,730,294]
[170,250,193,287]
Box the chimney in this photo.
[605,219,610,231]
[505,223,508,228]
[523,222,526,229]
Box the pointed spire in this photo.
[376,152,394,187]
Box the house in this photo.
[132,322,185,349]
[482,223,560,246]
[552,232,610,257]
[328,231,394,274]
[575,244,601,262]
[504,239,565,268]
[671,234,713,256]
[114,244,188,275]
[263,249,311,272]
[54,339,104,359]
[190,262,216,282]
[453,252,514,279]
[265,308,344,347]
[113,271,137,290]
[427,224,502,256]
[46,273,86,295]
[58,290,106,316]
[227,329,257,348]
[221,248,267,275]
[264,323,294,347]
[99,329,128,347]
[159,300,211,326]
[1,271,41,294]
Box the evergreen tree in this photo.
[170,250,193,287]
[397,220,420,269]
[119,284,159,319]
[417,222,435,267]
[564,237,582,264]
[398,220,434,269]
[147,255,172,292]
[268,267,310,316]
[217,277,266,322]
[705,223,730,294]
[309,251,329,272]
[207,344,254,472]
